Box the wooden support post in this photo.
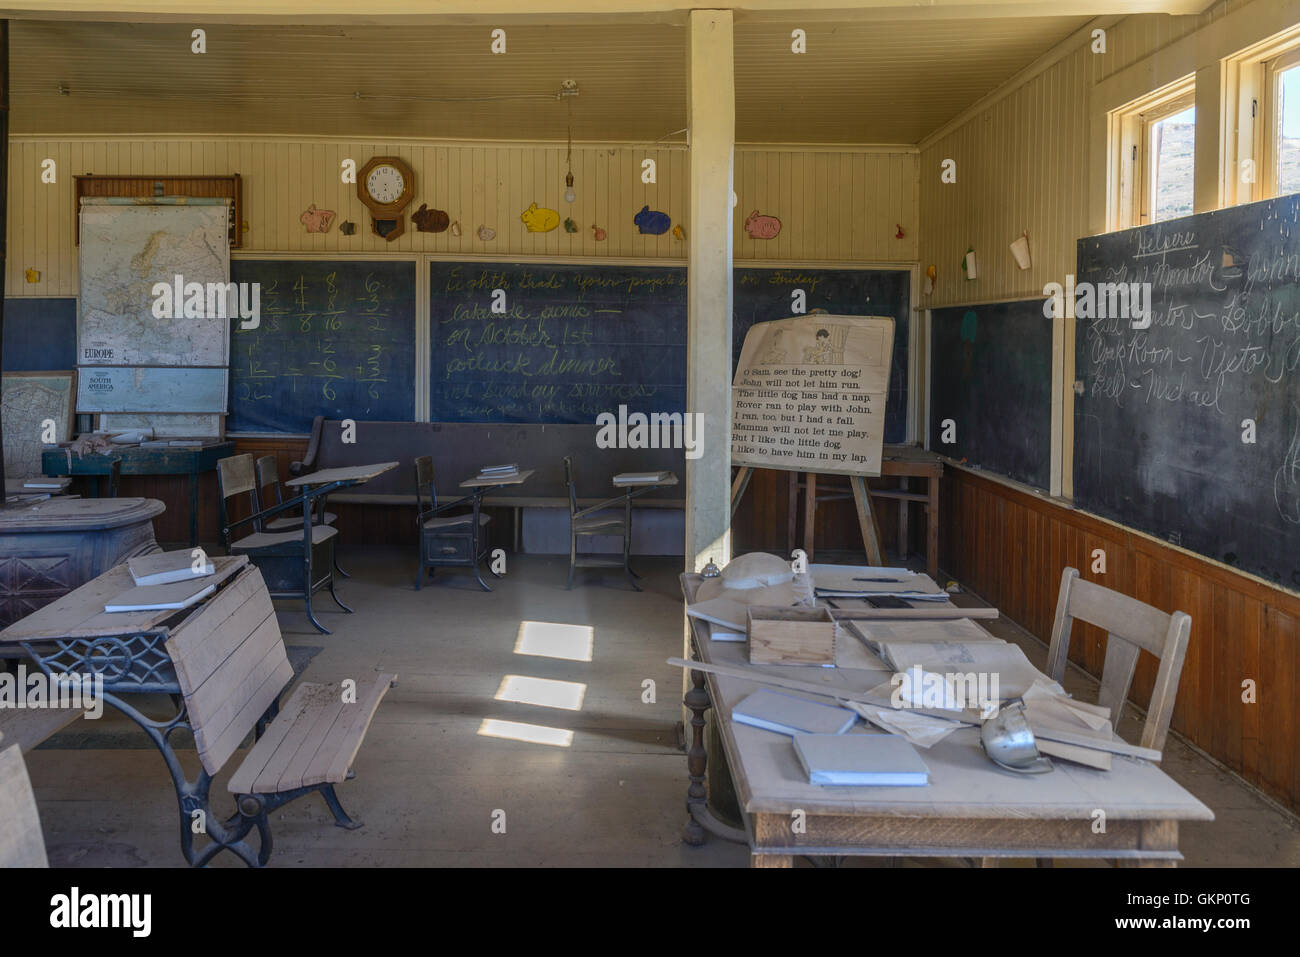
[803,473,816,560]
[850,475,885,565]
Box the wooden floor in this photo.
[20,548,1300,867]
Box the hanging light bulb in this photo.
[563,94,577,204]
[564,172,576,205]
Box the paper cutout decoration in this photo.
[339,221,357,236]
[1009,232,1031,270]
[300,204,335,233]
[450,221,463,237]
[744,209,781,239]
[672,224,685,240]
[412,204,450,233]
[563,217,579,233]
[25,268,40,283]
[520,203,560,232]
[961,247,977,280]
[924,264,935,295]
[591,225,607,241]
[634,205,671,235]
[896,224,905,239]
[477,224,496,241]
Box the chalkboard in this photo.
[227,260,416,432]
[1075,194,1300,588]
[734,267,910,444]
[430,262,688,422]
[929,300,1053,490]
[3,299,77,371]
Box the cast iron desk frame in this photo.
[42,442,235,548]
[0,556,358,867]
[677,572,1213,867]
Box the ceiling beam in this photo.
[0,0,1211,26]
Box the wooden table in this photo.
[42,442,234,547]
[791,445,943,577]
[0,497,164,629]
[678,573,1213,867]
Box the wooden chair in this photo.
[217,453,348,635]
[413,455,493,590]
[0,744,49,868]
[563,455,638,591]
[1045,567,1192,753]
[255,454,348,579]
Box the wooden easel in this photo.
[731,465,884,565]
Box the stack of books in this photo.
[103,550,218,613]
[792,733,931,787]
[476,463,519,480]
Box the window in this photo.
[1144,102,1196,222]
[1262,48,1300,197]
[1110,79,1196,229]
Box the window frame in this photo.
[1110,77,1196,230]
[1259,46,1300,199]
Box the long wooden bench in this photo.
[164,563,396,866]
[0,744,48,867]
[291,418,687,518]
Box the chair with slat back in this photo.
[413,455,492,590]
[1045,567,1192,753]
[162,564,395,867]
[0,744,49,868]
[563,455,636,591]
[216,453,347,635]
[255,454,347,578]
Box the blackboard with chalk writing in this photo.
[429,261,688,423]
[1074,194,1300,588]
[733,267,910,444]
[227,260,416,433]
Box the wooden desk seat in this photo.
[165,565,395,865]
[0,705,86,753]
[424,513,491,530]
[232,524,338,551]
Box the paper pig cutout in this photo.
[300,204,335,233]
[634,205,671,235]
[744,210,781,240]
[520,203,560,233]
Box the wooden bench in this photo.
[291,418,686,524]
[0,704,86,753]
[163,563,396,866]
[0,744,48,868]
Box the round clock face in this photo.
[366,164,406,205]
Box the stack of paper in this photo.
[733,689,857,736]
[128,550,215,587]
[1022,679,1117,770]
[792,733,930,786]
[872,639,1056,700]
[811,564,948,601]
[685,596,748,641]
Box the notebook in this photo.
[732,689,857,736]
[613,471,671,485]
[792,733,931,786]
[128,550,215,587]
[104,580,217,613]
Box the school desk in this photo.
[42,441,234,548]
[677,573,1213,867]
[440,469,537,591]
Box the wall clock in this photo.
[357,156,416,241]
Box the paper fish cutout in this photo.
[591,225,607,241]
[563,217,579,233]
[450,220,462,237]
[672,224,685,240]
[744,209,781,240]
[412,204,450,233]
[634,205,671,235]
[339,221,357,236]
[477,224,496,241]
[520,203,560,233]
[300,204,335,233]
